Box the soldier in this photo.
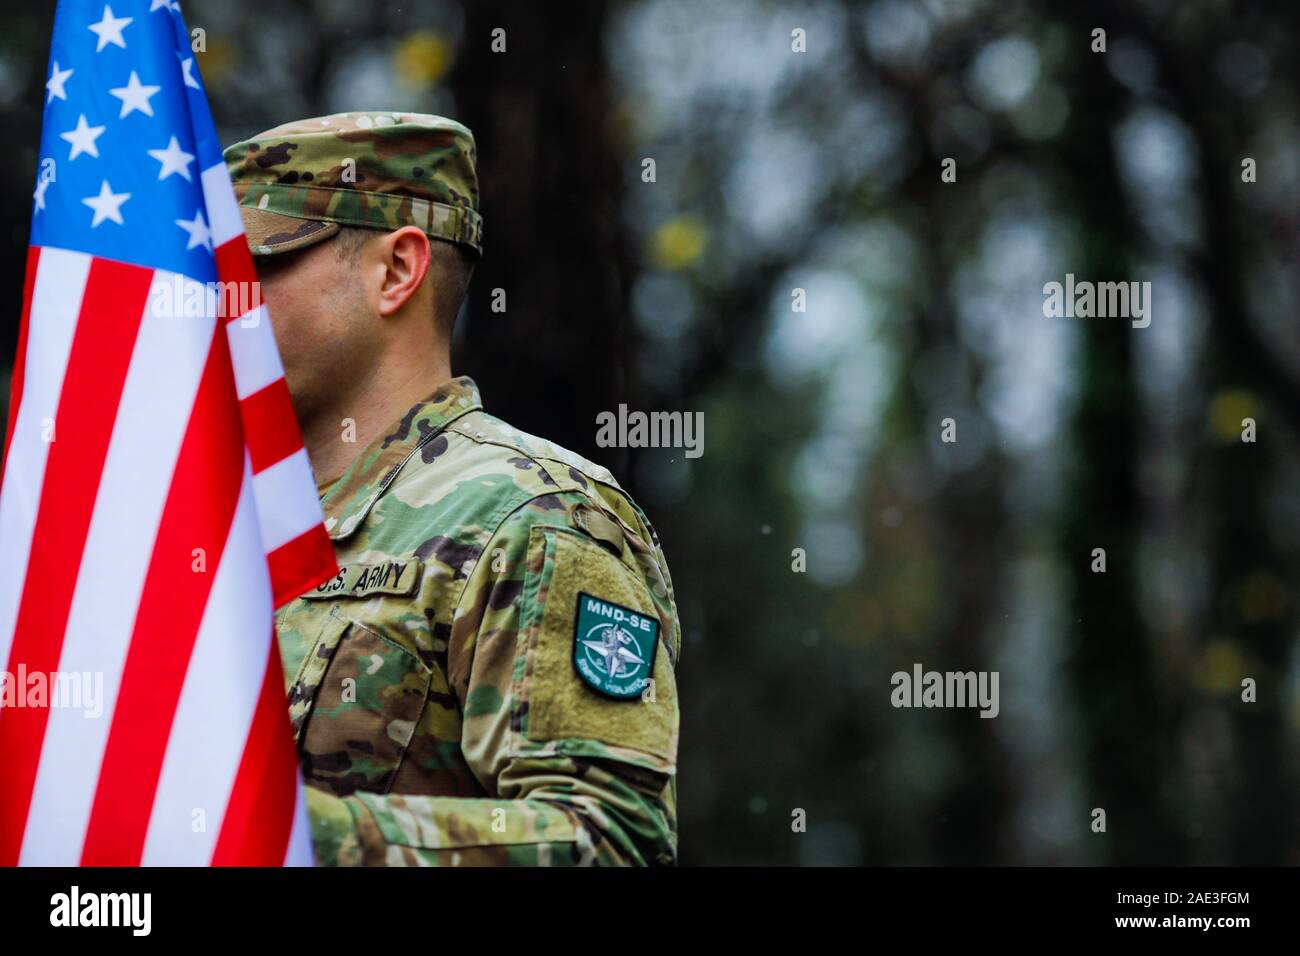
[223,111,680,866]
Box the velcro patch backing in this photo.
[522,527,677,764]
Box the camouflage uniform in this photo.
[224,114,680,866]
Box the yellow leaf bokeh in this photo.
[394,31,452,90]
[1194,639,1247,695]
[649,216,708,270]
[1208,388,1255,442]
[196,37,235,86]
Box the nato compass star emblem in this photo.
[584,625,645,678]
[572,593,660,699]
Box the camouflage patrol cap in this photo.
[222,111,482,257]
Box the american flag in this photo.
[0,0,337,865]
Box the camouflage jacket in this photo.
[274,377,680,865]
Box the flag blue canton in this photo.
[31,0,226,283]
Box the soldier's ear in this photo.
[376,226,432,318]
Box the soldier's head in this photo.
[223,112,481,420]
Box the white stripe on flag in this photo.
[253,448,323,552]
[284,782,314,867]
[226,307,282,400]
[202,163,245,250]
[141,468,273,866]
[0,248,91,677]
[19,272,215,865]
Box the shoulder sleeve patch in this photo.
[573,592,660,700]
[516,527,678,768]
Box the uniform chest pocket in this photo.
[290,605,432,797]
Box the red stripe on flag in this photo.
[268,524,337,608]
[79,323,245,866]
[211,635,300,865]
[1,246,42,480]
[215,236,259,323]
[242,379,303,474]
[0,258,152,866]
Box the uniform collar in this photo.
[319,375,483,541]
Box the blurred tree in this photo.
[448,0,636,472]
[1054,6,1185,864]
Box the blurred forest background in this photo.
[4,0,1299,864]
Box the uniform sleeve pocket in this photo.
[297,606,432,796]
[517,527,678,770]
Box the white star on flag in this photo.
[60,114,106,161]
[175,209,212,251]
[46,61,73,103]
[88,4,133,52]
[109,70,161,118]
[148,136,196,181]
[179,56,201,90]
[82,179,130,227]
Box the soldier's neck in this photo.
[300,359,453,489]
